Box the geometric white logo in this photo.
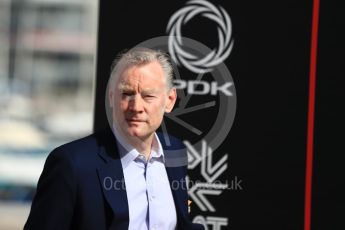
[185,140,228,212]
[167,0,234,73]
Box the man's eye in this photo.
[144,95,155,99]
[122,92,133,96]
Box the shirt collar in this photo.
[112,124,165,169]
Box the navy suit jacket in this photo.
[24,128,203,230]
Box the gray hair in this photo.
[110,47,174,89]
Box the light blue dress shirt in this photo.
[113,126,177,230]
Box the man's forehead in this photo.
[125,62,164,78]
[117,80,161,93]
[117,77,157,87]
[116,72,165,87]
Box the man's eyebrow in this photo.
[141,89,159,94]
[117,83,134,91]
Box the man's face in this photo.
[109,61,176,141]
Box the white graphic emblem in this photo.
[185,140,228,212]
[166,0,234,73]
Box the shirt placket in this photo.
[146,158,160,230]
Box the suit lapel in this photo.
[157,132,189,221]
[166,166,188,215]
[96,129,129,229]
[97,159,129,219]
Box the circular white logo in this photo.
[166,0,234,73]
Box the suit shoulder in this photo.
[156,132,188,168]
[49,128,114,161]
[156,132,186,150]
[48,128,116,163]
[54,133,98,155]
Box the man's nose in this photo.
[128,95,143,112]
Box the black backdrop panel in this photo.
[94,0,344,229]
[312,1,345,230]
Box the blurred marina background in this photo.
[0,0,98,228]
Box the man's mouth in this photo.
[126,119,145,123]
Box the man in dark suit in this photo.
[25,47,203,230]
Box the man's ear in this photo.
[165,88,177,113]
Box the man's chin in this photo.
[126,128,144,138]
[125,128,153,140]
